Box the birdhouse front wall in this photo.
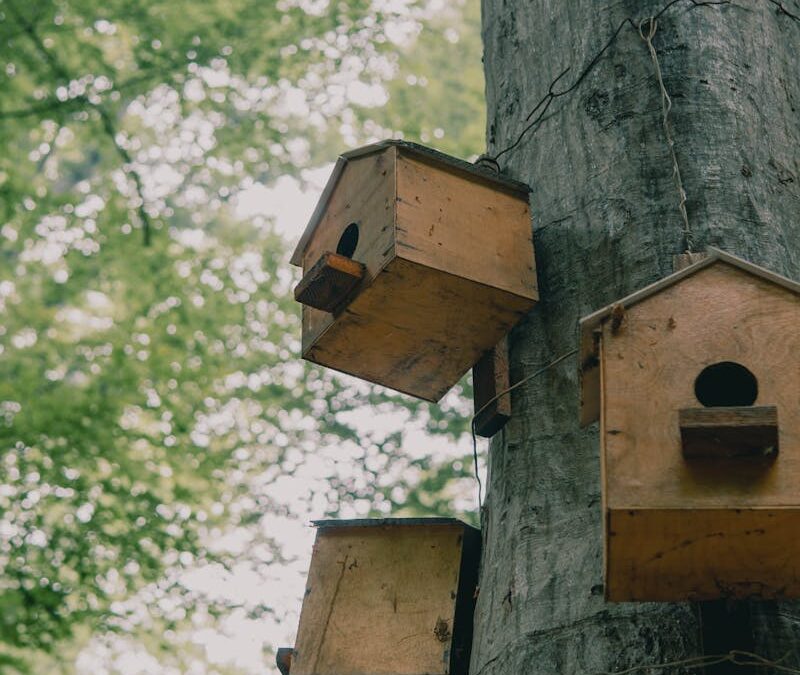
[601,263,800,511]
[291,523,477,675]
[300,148,397,353]
[599,262,800,601]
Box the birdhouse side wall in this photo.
[394,152,537,301]
[291,525,465,675]
[601,263,800,510]
[300,148,398,352]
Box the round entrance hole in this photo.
[694,361,758,407]
[336,222,359,258]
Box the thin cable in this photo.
[469,348,578,518]
[638,17,694,252]
[489,0,730,165]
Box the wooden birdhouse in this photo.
[579,249,800,602]
[291,140,537,402]
[287,518,480,675]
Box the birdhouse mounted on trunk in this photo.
[287,518,480,675]
[291,140,537,402]
[580,249,800,602]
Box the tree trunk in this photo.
[472,1,800,673]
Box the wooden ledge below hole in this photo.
[294,251,365,313]
[679,405,779,460]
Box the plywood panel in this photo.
[472,337,511,438]
[302,147,397,350]
[394,153,537,301]
[602,263,800,509]
[303,257,533,401]
[291,525,464,675]
[607,508,800,601]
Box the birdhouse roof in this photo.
[312,517,478,532]
[579,247,800,425]
[289,140,531,266]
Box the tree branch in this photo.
[5,0,153,246]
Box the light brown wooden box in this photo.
[290,140,537,402]
[579,249,800,601]
[289,518,480,675]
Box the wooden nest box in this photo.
[287,518,480,675]
[291,140,537,401]
[580,249,800,602]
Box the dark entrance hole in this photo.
[694,361,758,407]
[336,222,359,258]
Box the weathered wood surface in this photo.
[290,523,476,675]
[294,252,365,313]
[607,508,800,601]
[304,257,532,401]
[602,265,800,510]
[472,337,511,438]
[680,405,779,459]
[301,148,397,352]
[473,0,800,672]
[394,152,537,300]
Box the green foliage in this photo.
[0,0,486,670]
[356,0,485,158]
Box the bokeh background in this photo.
[0,0,488,672]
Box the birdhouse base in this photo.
[606,507,800,601]
[303,257,533,402]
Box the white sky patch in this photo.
[235,165,332,240]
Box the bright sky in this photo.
[57,2,485,670]
[68,164,484,674]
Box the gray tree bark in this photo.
[472,1,800,673]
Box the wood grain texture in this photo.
[294,252,365,313]
[290,523,473,675]
[602,264,800,510]
[473,0,800,672]
[473,336,511,438]
[304,257,532,401]
[395,152,537,301]
[680,405,779,459]
[607,508,800,601]
[301,147,397,353]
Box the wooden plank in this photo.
[579,327,601,427]
[303,257,533,402]
[602,263,800,509]
[300,146,397,353]
[294,252,365,313]
[291,524,467,675]
[394,153,537,302]
[679,406,779,459]
[472,336,511,437]
[607,508,800,601]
